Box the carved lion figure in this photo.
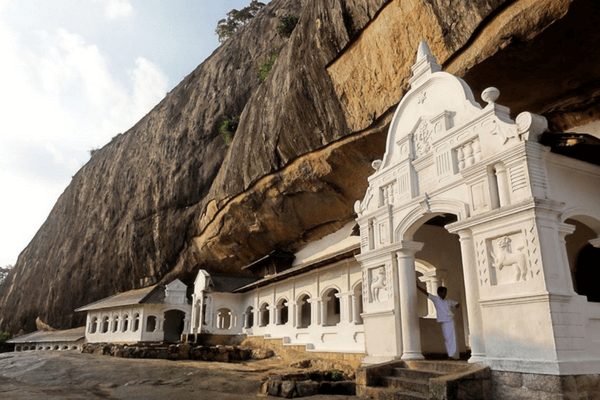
[370,267,387,302]
[491,236,528,281]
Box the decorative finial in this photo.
[416,41,432,62]
[482,87,500,105]
[409,41,441,88]
[371,160,382,171]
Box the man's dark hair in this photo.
[437,286,448,295]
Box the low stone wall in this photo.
[261,370,355,398]
[241,336,364,372]
[81,342,274,362]
[491,371,600,399]
[182,333,246,346]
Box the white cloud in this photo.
[93,0,133,20]
[0,17,167,266]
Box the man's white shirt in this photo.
[428,294,458,322]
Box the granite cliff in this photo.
[1,0,599,333]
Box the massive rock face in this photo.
[1,0,599,333]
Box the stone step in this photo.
[357,385,428,400]
[392,367,445,381]
[383,376,429,394]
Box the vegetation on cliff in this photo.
[215,0,266,43]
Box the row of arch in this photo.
[15,344,81,351]
[88,313,141,334]
[238,283,364,330]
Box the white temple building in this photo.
[75,279,191,343]
[16,43,600,384]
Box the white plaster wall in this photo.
[208,292,246,334]
[546,155,600,216]
[85,303,191,343]
[241,258,365,353]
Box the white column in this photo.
[269,305,276,326]
[294,301,302,328]
[457,229,486,363]
[308,298,321,326]
[494,163,510,207]
[321,297,328,326]
[397,241,425,360]
[275,305,281,325]
[351,295,361,324]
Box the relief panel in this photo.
[488,232,529,285]
[368,266,389,303]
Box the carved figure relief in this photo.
[488,119,518,145]
[490,236,528,282]
[413,120,432,158]
[370,267,387,302]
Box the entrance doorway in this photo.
[163,310,186,342]
[410,214,469,357]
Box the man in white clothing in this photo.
[417,284,460,359]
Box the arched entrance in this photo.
[564,217,600,302]
[163,310,186,342]
[411,213,469,358]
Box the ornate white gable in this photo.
[165,279,187,305]
[355,41,548,222]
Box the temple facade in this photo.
[354,42,600,375]
[16,43,600,382]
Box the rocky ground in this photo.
[0,351,363,399]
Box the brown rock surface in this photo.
[1,0,600,333]
[0,351,361,400]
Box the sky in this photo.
[0,0,264,267]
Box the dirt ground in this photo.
[0,351,365,400]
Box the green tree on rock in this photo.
[215,1,266,43]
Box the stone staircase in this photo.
[357,360,491,400]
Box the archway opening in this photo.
[101,316,109,333]
[276,299,288,325]
[353,283,364,325]
[322,288,341,326]
[89,317,98,334]
[122,315,129,332]
[146,316,157,332]
[245,306,254,328]
[164,310,186,342]
[410,213,469,357]
[298,294,311,328]
[565,218,600,302]
[259,303,270,327]
[216,308,232,330]
[133,313,140,332]
[112,316,119,333]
